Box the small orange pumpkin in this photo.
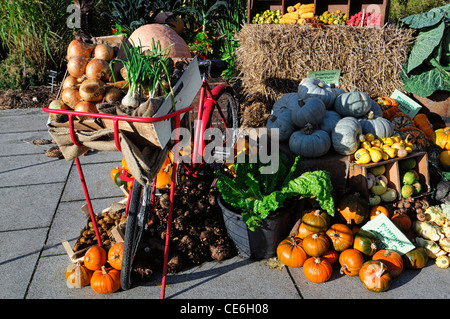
[369,205,390,220]
[303,257,333,283]
[296,222,315,239]
[376,96,398,121]
[359,260,392,293]
[90,266,121,294]
[108,242,124,270]
[276,236,308,268]
[84,245,107,271]
[302,233,329,257]
[413,113,434,141]
[301,209,330,232]
[339,248,365,276]
[433,127,450,150]
[372,249,403,278]
[391,212,412,233]
[155,153,173,189]
[65,262,92,288]
[337,193,369,225]
[325,223,354,252]
[322,249,338,265]
[440,150,450,170]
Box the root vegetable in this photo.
[93,43,115,61]
[67,56,89,78]
[85,58,111,81]
[66,39,95,59]
[79,78,105,102]
[61,87,81,108]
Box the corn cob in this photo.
[282,12,299,19]
[280,18,298,24]
[300,12,314,19]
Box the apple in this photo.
[412,182,422,195]
[381,187,397,202]
[401,184,414,198]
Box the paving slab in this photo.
[0,108,50,133]
[0,153,72,187]
[0,182,65,231]
[288,259,450,299]
[0,131,55,156]
[0,228,48,299]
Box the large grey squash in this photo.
[319,110,341,136]
[358,111,394,138]
[289,125,331,158]
[291,98,326,128]
[266,108,296,142]
[331,117,363,155]
[297,77,335,109]
[334,90,372,117]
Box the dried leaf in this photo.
[264,257,285,271]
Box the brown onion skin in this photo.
[85,58,111,81]
[94,44,115,61]
[67,56,88,78]
[61,88,81,108]
[62,75,81,90]
[74,101,97,119]
[79,78,105,103]
[67,39,95,59]
[48,99,67,121]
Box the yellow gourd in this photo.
[368,148,383,163]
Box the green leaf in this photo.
[400,4,450,29]
[407,20,446,73]
[401,63,450,97]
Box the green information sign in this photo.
[390,89,422,119]
[361,213,415,255]
[308,69,341,85]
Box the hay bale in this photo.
[235,24,415,127]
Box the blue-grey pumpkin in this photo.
[272,93,300,114]
[266,108,296,142]
[319,110,341,135]
[334,90,372,117]
[297,78,335,109]
[331,117,364,155]
[289,124,331,158]
[291,97,326,128]
[358,111,394,138]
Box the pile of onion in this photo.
[48,39,123,120]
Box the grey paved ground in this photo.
[0,108,449,302]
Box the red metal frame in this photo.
[43,77,234,299]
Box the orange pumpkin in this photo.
[359,260,392,292]
[440,150,450,170]
[155,153,173,189]
[433,127,450,150]
[325,223,354,252]
[413,113,434,141]
[337,193,369,225]
[369,205,390,220]
[339,248,365,276]
[301,209,330,232]
[322,249,338,265]
[84,245,107,271]
[303,257,333,283]
[302,233,329,257]
[108,242,124,270]
[376,96,398,120]
[372,249,403,278]
[391,212,411,233]
[276,236,308,268]
[110,167,121,181]
[297,222,315,239]
[90,266,121,294]
[65,262,92,288]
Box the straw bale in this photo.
[235,24,415,127]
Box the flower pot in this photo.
[218,196,298,259]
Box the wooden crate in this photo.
[347,151,431,200]
[247,0,390,24]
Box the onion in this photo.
[85,58,111,81]
[61,87,81,108]
[67,39,95,59]
[62,75,81,90]
[67,56,88,78]
[48,99,67,121]
[104,86,122,103]
[74,101,97,114]
[79,78,105,102]
[94,44,115,61]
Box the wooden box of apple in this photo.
[348,151,431,204]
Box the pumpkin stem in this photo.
[374,263,387,278]
[314,257,321,264]
[101,265,108,275]
[367,111,375,120]
[318,81,325,88]
[340,264,348,275]
[303,123,314,134]
[312,233,319,239]
[314,209,321,216]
